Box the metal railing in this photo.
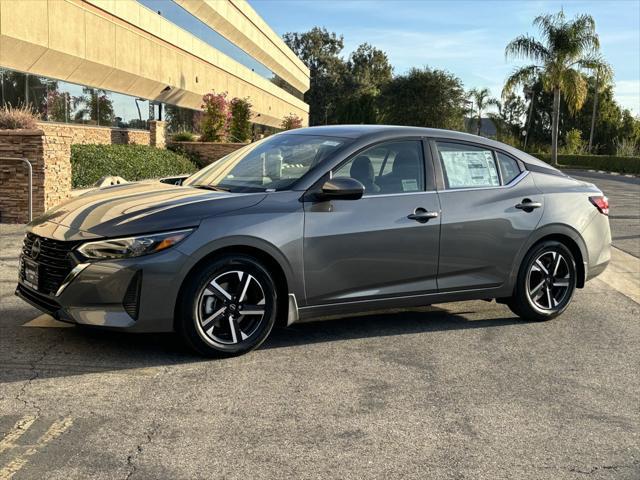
[0,157,33,222]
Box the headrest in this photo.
[350,155,374,180]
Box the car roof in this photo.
[282,125,556,171]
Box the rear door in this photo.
[432,139,544,291]
[303,139,441,306]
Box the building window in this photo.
[136,0,305,100]
[1,68,155,130]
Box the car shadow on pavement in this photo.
[0,305,527,383]
[265,306,525,350]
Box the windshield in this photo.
[183,134,348,192]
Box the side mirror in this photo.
[159,174,190,186]
[317,177,364,201]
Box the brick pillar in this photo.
[150,120,167,149]
[42,130,72,212]
[0,129,71,223]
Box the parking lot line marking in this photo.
[0,417,73,480]
[22,314,73,328]
[0,416,37,455]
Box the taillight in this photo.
[589,196,609,215]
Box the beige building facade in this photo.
[0,0,310,132]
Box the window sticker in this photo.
[441,150,499,188]
[321,140,341,147]
[401,179,419,191]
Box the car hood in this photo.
[28,181,266,241]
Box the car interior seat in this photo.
[349,155,380,194]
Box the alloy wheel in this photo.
[526,250,573,311]
[195,270,266,345]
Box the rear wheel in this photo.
[507,241,577,321]
[178,255,277,357]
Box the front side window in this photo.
[183,134,348,193]
[334,140,425,195]
[436,142,499,189]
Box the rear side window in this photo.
[436,142,499,189]
[496,152,521,184]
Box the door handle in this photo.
[408,208,439,222]
[515,199,542,211]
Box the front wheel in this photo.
[177,255,278,357]
[507,241,577,322]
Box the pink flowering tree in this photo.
[200,91,231,142]
[281,113,303,130]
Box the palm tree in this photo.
[468,88,498,136]
[588,60,613,153]
[503,10,607,165]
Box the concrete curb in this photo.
[594,247,640,304]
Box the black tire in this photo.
[177,254,278,357]
[507,240,577,322]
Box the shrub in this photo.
[229,97,252,142]
[281,113,303,130]
[561,128,586,155]
[0,105,39,129]
[167,143,207,169]
[71,144,198,188]
[200,91,230,142]
[614,137,639,157]
[532,153,640,174]
[172,131,195,142]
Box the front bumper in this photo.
[16,247,191,333]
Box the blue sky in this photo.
[251,0,640,115]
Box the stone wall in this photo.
[1,122,168,223]
[0,129,71,223]
[37,122,151,146]
[168,141,247,167]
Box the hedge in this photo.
[71,144,198,188]
[531,153,640,174]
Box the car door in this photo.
[431,139,544,291]
[302,139,441,306]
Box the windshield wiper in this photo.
[190,184,230,192]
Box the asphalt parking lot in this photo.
[0,171,638,479]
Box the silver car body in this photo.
[16,126,611,331]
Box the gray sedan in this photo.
[16,126,611,356]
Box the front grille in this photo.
[16,283,61,314]
[21,233,79,295]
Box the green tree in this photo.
[488,93,527,144]
[468,87,499,135]
[283,27,346,125]
[229,97,252,142]
[587,61,613,152]
[74,88,114,125]
[379,67,466,130]
[562,128,585,154]
[335,43,392,124]
[503,10,607,165]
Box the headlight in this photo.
[76,229,194,260]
